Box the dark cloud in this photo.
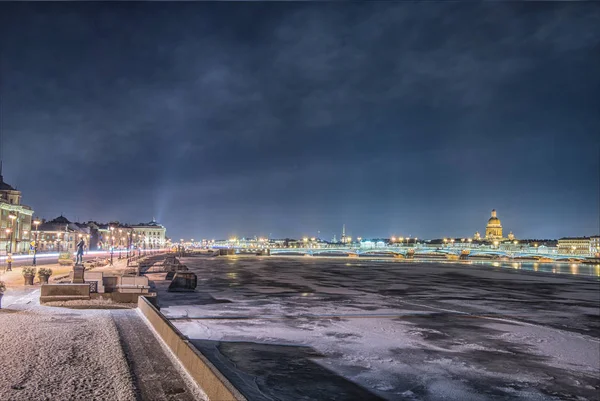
[0,2,599,239]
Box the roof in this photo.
[38,215,88,234]
[0,175,16,191]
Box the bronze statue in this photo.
[76,239,85,265]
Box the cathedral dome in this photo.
[486,209,502,227]
[487,216,501,226]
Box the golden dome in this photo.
[487,217,501,226]
[486,209,502,227]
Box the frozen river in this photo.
[155,257,600,401]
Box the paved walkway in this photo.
[0,289,204,401]
[111,309,202,401]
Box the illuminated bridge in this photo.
[264,246,586,261]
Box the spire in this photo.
[491,209,497,218]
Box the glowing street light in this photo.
[33,219,41,266]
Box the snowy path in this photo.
[111,309,206,401]
[0,290,204,401]
[0,306,136,401]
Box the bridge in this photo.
[263,246,587,261]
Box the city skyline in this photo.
[0,2,599,240]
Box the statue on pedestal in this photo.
[76,238,85,265]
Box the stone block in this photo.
[168,272,197,292]
[84,271,105,293]
[40,284,90,303]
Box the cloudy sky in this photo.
[0,2,598,240]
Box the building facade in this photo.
[557,237,592,256]
[590,237,600,256]
[485,209,503,240]
[35,216,90,253]
[131,219,167,249]
[0,174,34,254]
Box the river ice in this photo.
[156,257,600,401]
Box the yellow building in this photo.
[485,209,503,240]
[0,174,34,254]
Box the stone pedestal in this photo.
[72,265,85,284]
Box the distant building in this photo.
[485,209,503,240]
[591,237,600,256]
[0,174,34,254]
[131,218,167,249]
[557,237,593,256]
[36,216,90,253]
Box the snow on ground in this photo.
[0,303,136,400]
[155,257,600,401]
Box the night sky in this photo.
[0,2,599,241]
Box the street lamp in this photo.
[109,226,115,265]
[8,214,16,256]
[5,228,11,271]
[33,219,40,266]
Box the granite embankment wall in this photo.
[137,296,246,401]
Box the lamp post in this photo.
[8,213,16,256]
[118,229,123,259]
[109,226,115,265]
[33,219,40,266]
[5,228,12,271]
